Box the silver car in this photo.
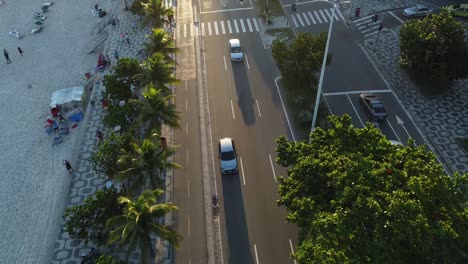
[228,39,244,62]
[403,4,434,18]
[218,138,238,174]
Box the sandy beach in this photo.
[0,0,110,262]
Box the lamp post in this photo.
[309,1,336,140]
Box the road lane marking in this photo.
[291,15,298,27]
[240,157,246,186]
[296,14,305,26]
[269,153,277,182]
[185,80,188,91]
[227,20,232,33]
[389,11,404,24]
[336,8,346,21]
[201,22,205,36]
[386,119,402,142]
[319,10,328,22]
[207,21,212,35]
[230,99,236,119]
[289,239,297,264]
[183,23,187,37]
[254,244,260,264]
[364,31,379,38]
[185,99,188,112]
[214,21,219,35]
[253,18,259,31]
[302,13,310,25]
[185,122,188,135]
[353,14,374,23]
[255,99,262,118]
[240,18,246,32]
[274,77,296,141]
[233,19,239,33]
[245,54,250,69]
[346,94,365,127]
[224,56,227,71]
[220,20,226,34]
[313,10,322,23]
[307,11,316,24]
[246,18,253,32]
[323,89,392,96]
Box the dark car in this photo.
[359,94,387,122]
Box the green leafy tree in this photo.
[116,134,181,192]
[131,84,180,133]
[400,9,468,82]
[103,75,133,103]
[95,254,125,264]
[143,28,179,61]
[102,101,139,130]
[141,0,173,28]
[90,132,134,178]
[63,187,124,245]
[106,189,182,262]
[272,32,332,93]
[111,57,143,87]
[276,115,468,264]
[130,0,148,15]
[136,52,179,93]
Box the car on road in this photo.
[403,4,434,18]
[218,137,238,174]
[446,4,468,17]
[359,94,387,122]
[228,39,244,62]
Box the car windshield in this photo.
[231,46,242,53]
[374,105,386,113]
[221,150,235,161]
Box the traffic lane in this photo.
[324,94,365,128]
[173,79,208,264]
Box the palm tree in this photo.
[116,135,181,191]
[136,52,179,92]
[143,28,179,61]
[106,189,182,262]
[142,0,173,28]
[131,84,180,132]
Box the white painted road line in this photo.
[220,20,226,35]
[389,11,404,24]
[240,157,246,186]
[185,122,188,135]
[323,89,392,96]
[353,14,374,23]
[302,13,310,25]
[386,119,402,142]
[240,19,246,32]
[253,18,259,31]
[346,93,365,127]
[296,14,305,26]
[319,9,328,22]
[186,149,189,165]
[185,99,188,112]
[329,8,340,21]
[307,11,317,24]
[274,77,296,141]
[245,54,250,69]
[214,21,219,35]
[207,21,212,36]
[268,153,277,182]
[314,10,322,23]
[246,18,253,32]
[291,15,298,27]
[289,239,297,264]
[255,99,262,118]
[364,31,379,38]
[183,23,187,38]
[223,56,227,71]
[227,20,232,34]
[336,8,346,21]
[234,19,239,33]
[201,22,205,36]
[230,99,236,119]
[254,244,260,264]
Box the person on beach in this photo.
[58,112,66,122]
[96,130,104,142]
[113,49,119,60]
[126,36,130,45]
[4,49,11,64]
[17,47,23,56]
[63,160,74,174]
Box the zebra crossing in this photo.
[290,8,346,27]
[176,18,261,39]
[351,15,386,38]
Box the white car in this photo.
[228,39,244,62]
[218,137,238,174]
[403,4,434,18]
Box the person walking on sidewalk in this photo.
[63,160,74,174]
[96,130,104,142]
[17,47,23,56]
[114,49,119,60]
[4,49,11,64]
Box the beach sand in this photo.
[0,0,111,262]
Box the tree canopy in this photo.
[400,9,468,82]
[276,115,468,263]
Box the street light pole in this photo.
[310,2,336,140]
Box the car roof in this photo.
[416,4,429,8]
[219,138,234,152]
[229,39,240,47]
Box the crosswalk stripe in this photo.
[201,22,205,36]
[194,23,198,36]
[330,8,340,21]
[307,11,316,24]
[319,10,328,22]
[220,20,226,34]
[246,18,253,32]
[227,20,232,33]
[302,13,310,25]
[296,14,305,26]
[336,8,346,21]
[233,19,239,33]
[214,21,219,35]
[313,10,322,23]
[253,18,259,31]
[291,15,298,27]
[365,31,379,38]
[240,19,246,32]
[356,20,370,27]
[362,24,380,33]
[183,23,187,37]
[208,21,212,36]
[324,9,332,21]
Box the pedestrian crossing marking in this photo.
[297,14,305,26]
[214,21,219,35]
[220,20,226,35]
[246,18,253,32]
[201,22,205,36]
[314,10,322,23]
[291,15,298,27]
[302,13,310,25]
[183,23,187,38]
[319,10,328,22]
[253,18,259,32]
[233,19,239,33]
[227,20,232,34]
[194,23,199,37]
[307,11,316,24]
[325,9,339,21]
[208,21,212,36]
[240,19,246,32]
[336,8,346,21]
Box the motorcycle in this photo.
[9,28,24,39]
[34,19,44,25]
[34,12,47,20]
[31,26,42,34]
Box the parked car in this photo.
[359,94,387,122]
[218,137,238,174]
[228,39,244,62]
[403,4,434,17]
[446,4,468,17]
